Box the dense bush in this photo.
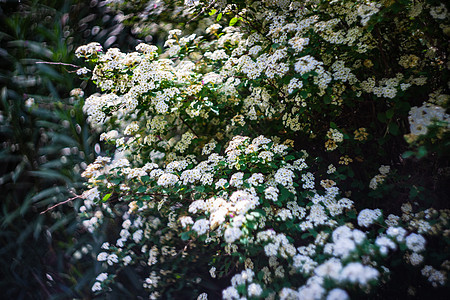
[77,0,448,299]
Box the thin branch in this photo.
[179,114,200,137]
[31,270,51,298]
[186,1,216,25]
[36,61,80,68]
[230,7,272,44]
[40,194,83,214]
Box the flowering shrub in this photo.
[74,0,449,298]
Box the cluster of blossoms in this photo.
[368,165,390,190]
[408,101,450,136]
[325,128,343,151]
[73,0,449,298]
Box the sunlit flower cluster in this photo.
[75,0,450,298]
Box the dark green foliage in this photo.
[0,0,132,298]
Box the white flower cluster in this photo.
[222,269,262,300]
[369,165,390,190]
[75,42,102,58]
[408,102,450,136]
[77,0,450,297]
[422,265,447,287]
[357,208,382,227]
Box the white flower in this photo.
[222,286,239,300]
[379,165,390,175]
[25,97,34,108]
[168,29,182,38]
[123,255,132,266]
[76,67,91,75]
[274,167,295,187]
[405,233,426,252]
[157,173,179,187]
[91,282,102,292]
[339,262,379,285]
[229,190,259,215]
[189,200,206,214]
[248,283,263,297]
[352,230,366,244]
[265,186,279,201]
[97,252,108,261]
[248,173,264,186]
[230,172,244,187]
[409,252,424,266]
[209,266,216,278]
[224,227,243,244]
[192,219,210,235]
[215,178,228,189]
[107,254,119,265]
[314,258,342,280]
[386,226,407,242]
[333,238,355,258]
[206,24,222,34]
[96,273,108,282]
[297,278,325,299]
[375,236,396,255]
[295,55,321,75]
[133,229,143,243]
[332,226,353,241]
[180,216,194,227]
[357,208,382,227]
[122,219,132,230]
[277,208,293,221]
[326,288,349,300]
[430,4,448,20]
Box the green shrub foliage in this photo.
[77,0,449,298]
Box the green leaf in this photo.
[209,9,217,16]
[258,271,264,281]
[229,17,238,26]
[416,146,427,159]
[409,186,419,199]
[181,231,191,241]
[402,151,414,158]
[278,186,292,203]
[347,210,356,219]
[194,186,205,193]
[386,109,394,119]
[399,243,407,251]
[388,123,399,135]
[377,112,387,123]
[301,232,311,239]
[216,13,223,22]
[30,187,60,202]
[102,193,111,202]
[111,178,121,184]
[8,40,53,58]
[28,170,71,183]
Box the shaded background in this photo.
[0,0,201,297]
[0,0,138,298]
